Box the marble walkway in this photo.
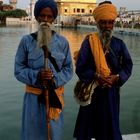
[90,133,140,140]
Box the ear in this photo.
[36,17,41,23]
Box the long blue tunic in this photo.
[73,35,133,140]
[14,32,73,140]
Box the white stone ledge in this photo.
[90,133,140,140]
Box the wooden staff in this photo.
[42,45,51,140]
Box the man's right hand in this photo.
[38,69,53,80]
[95,73,112,88]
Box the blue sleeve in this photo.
[117,40,133,86]
[14,36,40,86]
[52,39,73,87]
[76,37,96,83]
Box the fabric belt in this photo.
[26,85,43,95]
[25,85,64,120]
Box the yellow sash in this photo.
[26,85,64,120]
[89,32,111,77]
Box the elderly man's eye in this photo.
[39,14,53,19]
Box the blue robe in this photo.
[14,32,73,140]
[73,35,133,140]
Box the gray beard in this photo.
[97,25,112,48]
[102,30,112,47]
[37,22,52,50]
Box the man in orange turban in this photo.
[93,1,118,22]
[93,1,118,49]
[73,1,133,140]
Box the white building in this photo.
[30,0,36,21]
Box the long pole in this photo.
[42,45,51,140]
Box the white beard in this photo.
[102,30,112,47]
[37,22,52,50]
[97,24,113,47]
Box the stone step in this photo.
[91,133,140,140]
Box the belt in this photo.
[25,85,64,120]
[25,85,48,95]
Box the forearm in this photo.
[53,64,73,87]
[14,64,40,87]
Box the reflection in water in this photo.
[0,24,140,140]
[58,28,89,65]
[116,33,140,59]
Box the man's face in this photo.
[37,7,54,24]
[98,19,114,40]
[98,19,114,34]
[97,19,115,45]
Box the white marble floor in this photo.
[90,133,140,140]
[123,133,140,140]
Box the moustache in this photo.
[39,22,51,29]
[39,22,55,31]
[102,30,111,34]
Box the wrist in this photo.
[95,73,100,79]
[116,74,119,81]
[116,74,119,78]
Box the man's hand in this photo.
[95,73,119,88]
[38,69,54,87]
[106,74,119,85]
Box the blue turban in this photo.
[34,0,58,20]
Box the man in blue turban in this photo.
[14,0,73,140]
[34,0,58,20]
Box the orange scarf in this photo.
[89,32,111,77]
[48,86,64,120]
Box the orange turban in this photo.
[93,3,118,22]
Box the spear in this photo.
[40,44,49,140]
[39,23,61,139]
[40,23,52,140]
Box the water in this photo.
[0,24,140,140]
